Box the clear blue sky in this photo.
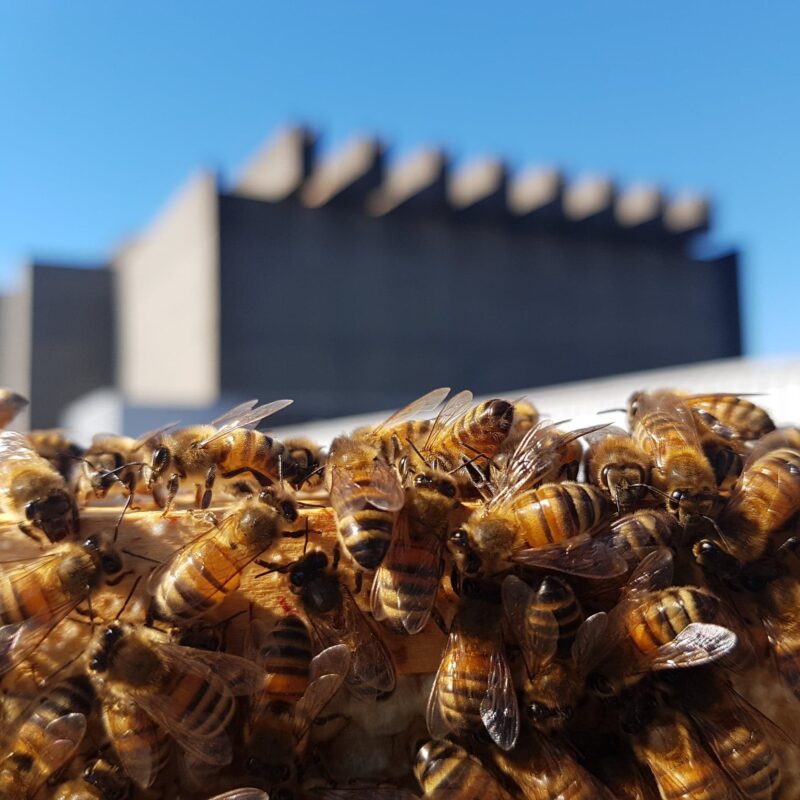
[1,3,797,355]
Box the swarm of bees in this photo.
[0,385,799,799]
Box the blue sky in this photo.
[1,2,798,355]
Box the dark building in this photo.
[0,126,740,431]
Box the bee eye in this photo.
[103,625,122,646]
[89,654,108,672]
[152,447,169,472]
[439,481,457,497]
[669,489,683,510]
[24,501,37,520]
[450,529,467,547]
[83,535,99,551]
[281,501,298,522]
[290,570,305,587]
[101,553,123,575]
[414,474,431,486]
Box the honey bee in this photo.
[0,430,79,541]
[759,575,800,698]
[0,388,28,428]
[414,739,512,800]
[287,549,396,698]
[100,698,171,789]
[426,585,519,750]
[148,487,298,625]
[243,634,350,792]
[588,549,737,696]
[78,432,154,504]
[52,758,131,800]
[628,390,717,525]
[745,427,800,467]
[678,671,783,800]
[145,398,299,513]
[371,439,461,634]
[681,393,776,442]
[326,388,450,570]
[694,448,800,583]
[0,674,93,797]
[585,425,652,511]
[632,709,736,800]
[487,729,619,800]
[502,574,607,730]
[87,622,264,771]
[0,535,123,675]
[26,428,85,482]
[284,437,326,490]
[597,509,683,570]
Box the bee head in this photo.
[692,538,742,581]
[289,551,328,588]
[83,535,123,576]
[149,446,170,482]
[89,623,124,673]
[25,491,73,541]
[447,529,482,576]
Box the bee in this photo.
[100,698,171,790]
[283,437,326,490]
[628,390,718,525]
[745,427,800,467]
[487,729,619,800]
[78,432,155,504]
[52,758,131,800]
[589,549,737,696]
[0,430,80,541]
[678,672,783,800]
[597,509,683,570]
[0,535,123,674]
[148,487,299,625]
[243,632,350,793]
[0,388,28,428]
[87,622,264,772]
[371,414,461,634]
[0,674,93,798]
[585,425,652,511]
[681,392,776,442]
[632,710,736,800]
[693,448,800,583]
[326,388,450,570]
[502,574,607,730]
[146,398,298,513]
[414,739,512,800]
[26,428,85,482]
[426,584,519,750]
[759,575,800,698]
[288,549,396,698]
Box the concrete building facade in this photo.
[0,126,741,432]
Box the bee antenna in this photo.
[449,450,490,475]
[597,407,627,415]
[630,483,670,502]
[405,438,430,469]
[115,575,141,621]
[700,514,733,548]
[303,516,310,555]
[121,548,161,565]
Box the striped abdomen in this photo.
[514,482,610,547]
[372,534,441,635]
[627,588,719,655]
[602,509,681,568]
[162,668,236,740]
[1,676,93,793]
[438,399,514,464]
[333,472,396,570]
[257,616,313,704]
[216,429,298,483]
[153,538,244,623]
[704,710,781,800]
[435,635,493,735]
[414,740,508,799]
[688,395,775,441]
[533,576,583,658]
[103,699,171,789]
[725,448,800,538]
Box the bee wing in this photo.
[294,671,348,740]
[513,534,628,579]
[27,712,88,788]
[645,623,738,671]
[422,389,474,452]
[130,421,181,452]
[308,588,396,699]
[761,614,800,693]
[103,699,166,790]
[585,425,630,445]
[159,644,266,696]
[145,516,232,597]
[210,399,259,427]
[196,399,294,447]
[623,547,674,597]
[372,387,451,435]
[329,462,404,513]
[426,625,461,740]
[634,392,706,468]
[0,430,36,463]
[207,791,270,800]
[571,611,610,673]
[480,644,520,751]
[501,575,558,675]
[243,617,275,665]
[309,642,352,682]
[370,514,442,634]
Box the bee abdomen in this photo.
[169,673,235,739]
[520,482,609,546]
[338,511,394,569]
[261,617,313,703]
[714,727,781,799]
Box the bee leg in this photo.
[353,569,364,594]
[430,606,450,635]
[17,522,43,544]
[200,465,217,509]
[161,474,180,517]
[332,544,341,571]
